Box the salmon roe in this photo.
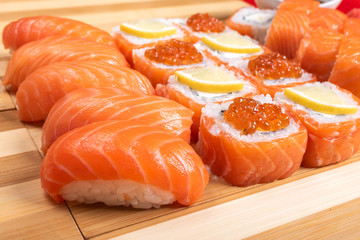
[144,39,204,65]
[248,53,302,80]
[223,97,290,135]
[186,13,226,33]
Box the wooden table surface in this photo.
[1,1,360,239]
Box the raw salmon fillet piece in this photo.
[16,61,153,122]
[277,0,319,14]
[2,15,117,51]
[296,28,343,82]
[3,36,129,91]
[309,8,348,33]
[328,36,360,99]
[41,119,209,206]
[343,18,360,37]
[41,87,193,152]
[265,10,310,59]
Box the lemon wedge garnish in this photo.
[175,67,244,93]
[202,31,262,54]
[120,19,177,38]
[284,84,358,115]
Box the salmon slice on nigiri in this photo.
[41,119,209,208]
[2,15,117,51]
[16,61,153,122]
[2,36,129,91]
[41,87,193,152]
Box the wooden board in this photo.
[1,1,360,239]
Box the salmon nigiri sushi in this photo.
[41,87,194,152]
[275,82,360,167]
[2,36,129,91]
[2,15,117,51]
[16,61,153,122]
[198,95,307,187]
[41,120,209,208]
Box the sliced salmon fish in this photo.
[265,10,310,59]
[41,119,209,206]
[41,87,193,152]
[2,15,117,51]
[328,36,360,99]
[16,61,153,122]
[296,28,343,82]
[3,36,129,91]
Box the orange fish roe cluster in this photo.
[186,13,226,33]
[248,52,302,80]
[144,39,204,66]
[223,97,290,135]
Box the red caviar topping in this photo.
[144,39,204,66]
[186,13,226,33]
[248,52,302,80]
[223,97,289,135]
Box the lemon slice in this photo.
[284,84,358,115]
[202,31,262,54]
[175,67,244,93]
[120,19,177,38]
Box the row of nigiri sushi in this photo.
[226,0,360,99]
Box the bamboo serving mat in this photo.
[1,1,360,239]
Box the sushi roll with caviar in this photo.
[241,52,316,97]
[195,30,266,67]
[113,18,190,65]
[190,30,313,97]
[198,95,308,187]
[226,7,276,44]
[132,39,219,87]
[156,66,261,141]
[199,32,316,97]
[275,82,360,167]
[41,119,209,208]
[170,13,228,43]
